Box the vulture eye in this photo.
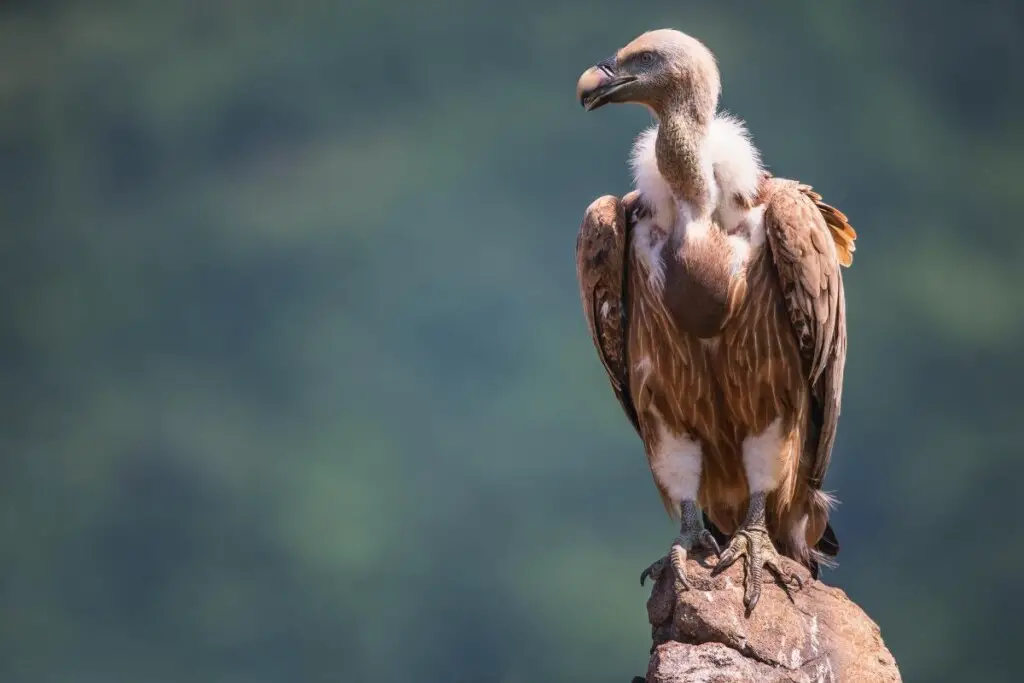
[638,51,657,66]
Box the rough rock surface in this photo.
[636,552,901,683]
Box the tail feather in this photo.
[807,521,839,579]
[807,486,840,579]
[817,520,840,557]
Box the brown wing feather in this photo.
[801,187,858,267]
[763,179,855,489]
[576,193,640,434]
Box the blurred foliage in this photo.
[1,1,1023,681]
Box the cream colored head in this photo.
[576,29,720,123]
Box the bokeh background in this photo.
[2,1,1022,681]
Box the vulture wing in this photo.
[576,193,641,434]
[763,179,857,491]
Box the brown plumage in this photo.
[576,191,642,435]
[578,181,853,552]
[575,29,856,610]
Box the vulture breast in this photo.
[660,221,735,339]
[629,115,769,339]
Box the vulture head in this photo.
[576,29,720,124]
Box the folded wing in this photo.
[763,179,857,491]
[576,193,641,434]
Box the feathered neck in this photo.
[655,113,712,214]
[630,113,765,226]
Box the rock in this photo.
[639,552,901,683]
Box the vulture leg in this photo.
[640,500,720,589]
[711,492,804,615]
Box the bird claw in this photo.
[640,557,666,586]
[711,526,804,616]
[640,527,720,589]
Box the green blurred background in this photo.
[2,1,1022,681]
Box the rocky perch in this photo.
[632,552,901,683]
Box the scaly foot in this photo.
[711,523,803,615]
[640,500,720,590]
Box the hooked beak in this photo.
[576,61,637,111]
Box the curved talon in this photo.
[698,529,721,557]
[711,530,750,576]
[745,587,761,615]
[670,543,691,589]
[763,556,803,603]
[640,557,666,586]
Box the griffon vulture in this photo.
[574,29,855,613]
